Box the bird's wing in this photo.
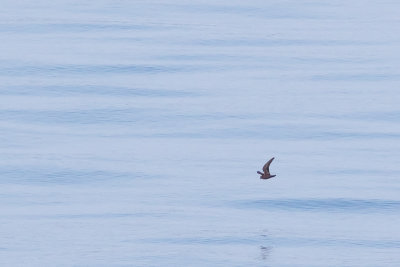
[262,157,275,175]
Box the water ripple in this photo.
[0,64,199,76]
[0,23,162,33]
[1,85,195,97]
[271,236,400,248]
[0,167,142,184]
[237,198,400,213]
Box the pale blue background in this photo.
[1,1,400,266]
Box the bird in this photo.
[257,157,276,179]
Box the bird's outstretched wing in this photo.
[262,157,275,175]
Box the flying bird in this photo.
[257,157,276,179]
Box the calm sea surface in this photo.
[1,1,400,266]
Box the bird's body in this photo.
[257,157,276,179]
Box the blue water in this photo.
[1,1,400,266]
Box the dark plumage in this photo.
[257,157,276,179]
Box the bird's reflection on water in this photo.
[259,229,273,262]
[260,245,272,261]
